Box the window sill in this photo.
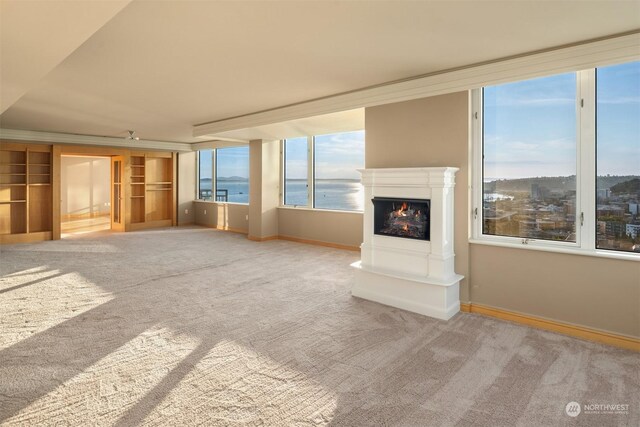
[469,238,640,261]
[193,200,248,206]
[278,205,363,215]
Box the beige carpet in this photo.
[0,227,637,426]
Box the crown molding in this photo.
[0,128,193,152]
[194,32,640,138]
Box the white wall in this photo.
[61,156,110,218]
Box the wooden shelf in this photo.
[147,188,171,191]
[148,182,172,185]
[131,175,145,178]
[0,173,26,176]
[0,200,26,204]
[29,163,51,167]
[28,183,50,186]
[0,183,27,187]
[130,195,145,199]
[131,182,145,185]
[131,165,145,168]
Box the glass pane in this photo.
[596,61,640,253]
[284,137,308,206]
[314,130,365,211]
[216,146,249,204]
[198,149,213,200]
[483,73,577,242]
[113,161,121,224]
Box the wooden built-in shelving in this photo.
[127,153,174,229]
[0,143,52,242]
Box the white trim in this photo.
[579,69,597,251]
[0,128,191,151]
[194,32,640,137]
[277,205,363,215]
[308,136,314,208]
[469,239,639,261]
[279,139,285,205]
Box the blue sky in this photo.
[484,61,639,180]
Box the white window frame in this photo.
[470,67,638,261]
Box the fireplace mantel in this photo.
[351,167,463,320]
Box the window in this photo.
[197,146,249,204]
[473,60,640,256]
[198,149,213,200]
[482,73,577,242]
[283,137,308,207]
[596,62,640,252]
[282,130,365,211]
[216,146,249,204]
[314,131,365,211]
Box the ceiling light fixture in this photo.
[126,130,140,141]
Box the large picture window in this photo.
[474,60,640,256]
[282,130,365,212]
[197,146,249,204]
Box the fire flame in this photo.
[402,224,409,232]
[397,202,408,216]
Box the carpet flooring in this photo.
[0,227,638,426]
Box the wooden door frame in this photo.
[110,155,125,232]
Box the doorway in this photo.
[60,155,112,236]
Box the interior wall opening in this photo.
[60,155,111,237]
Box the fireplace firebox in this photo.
[373,197,430,241]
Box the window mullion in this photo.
[212,149,217,202]
[578,69,597,250]
[308,136,314,208]
[280,140,285,205]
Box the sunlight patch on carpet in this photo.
[0,270,113,350]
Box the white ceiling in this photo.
[1,0,639,143]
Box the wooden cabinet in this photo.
[0,143,52,243]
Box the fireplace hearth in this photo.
[373,197,430,241]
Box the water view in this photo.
[200,178,364,211]
[199,178,248,204]
[286,179,363,211]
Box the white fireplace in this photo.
[351,167,463,320]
